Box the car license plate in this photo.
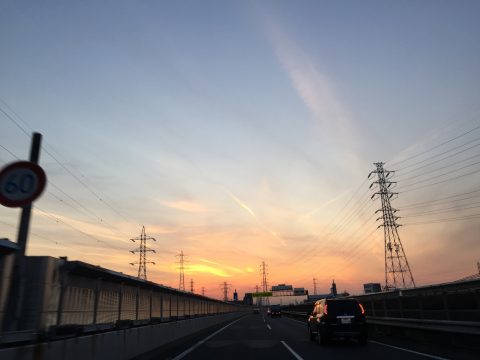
[341,318,351,324]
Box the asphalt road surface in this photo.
[148,312,474,360]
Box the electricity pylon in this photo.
[220,282,231,301]
[313,277,318,295]
[129,226,156,280]
[190,279,194,293]
[176,251,187,291]
[369,162,415,290]
[260,261,269,306]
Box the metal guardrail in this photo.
[282,310,480,336]
[367,316,480,336]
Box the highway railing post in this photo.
[93,278,102,325]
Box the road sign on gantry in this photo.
[0,161,47,207]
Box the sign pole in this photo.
[17,132,42,255]
[3,133,42,331]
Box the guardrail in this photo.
[281,310,480,337]
[0,256,245,347]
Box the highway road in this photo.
[147,312,474,360]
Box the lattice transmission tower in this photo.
[260,261,269,306]
[129,226,156,280]
[369,162,415,290]
[190,279,194,293]
[220,282,231,301]
[313,277,318,295]
[176,251,186,291]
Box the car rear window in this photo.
[271,305,281,311]
[326,300,361,316]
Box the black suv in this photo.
[307,298,367,345]
[268,304,282,317]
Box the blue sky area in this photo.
[1,0,479,297]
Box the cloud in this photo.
[264,16,353,142]
[161,200,207,213]
[186,264,232,278]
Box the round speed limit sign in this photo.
[0,161,47,208]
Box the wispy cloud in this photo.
[226,190,287,246]
[161,200,207,213]
[187,264,232,278]
[263,13,355,144]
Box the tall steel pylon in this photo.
[176,251,186,291]
[129,226,156,280]
[260,261,269,306]
[220,282,231,301]
[313,277,318,295]
[369,162,415,290]
[190,279,194,293]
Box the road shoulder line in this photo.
[369,340,450,360]
[172,315,245,360]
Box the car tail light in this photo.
[324,304,328,315]
[359,303,365,315]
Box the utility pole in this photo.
[260,261,269,306]
[313,277,318,295]
[369,162,415,290]
[190,279,194,293]
[220,282,231,301]
[201,287,205,296]
[176,251,186,291]
[129,226,156,280]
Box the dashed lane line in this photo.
[281,340,304,360]
[267,324,272,330]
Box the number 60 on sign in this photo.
[0,161,47,208]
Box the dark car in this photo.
[269,304,282,317]
[307,298,367,345]
[253,307,260,314]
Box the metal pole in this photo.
[3,133,42,331]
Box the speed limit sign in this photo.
[0,161,47,207]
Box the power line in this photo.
[398,160,480,188]
[388,123,480,168]
[399,188,480,209]
[395,139,480,175]
[403,214,480,225]
[0,100,134,223]
[398,167,480,194]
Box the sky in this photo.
[1,0,479,299]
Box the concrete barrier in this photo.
[0,312,245,360]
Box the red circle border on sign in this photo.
[0,161,47,208]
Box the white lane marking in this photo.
[284,318,449,360]
[369,340,450,360]
[172,316,245,360]
[281,340,304,360]
[267,324,272,330]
